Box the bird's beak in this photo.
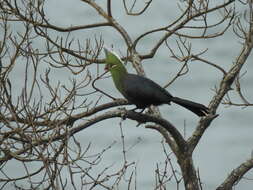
[103,47,119,71]
[104,47,108,71]
[104,64,109,71]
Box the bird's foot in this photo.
[118,107,128,120]
[135,121,144,127]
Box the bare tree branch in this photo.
[217,158,253,190]
[188,0,253,153]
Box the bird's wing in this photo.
[122,74,173,107]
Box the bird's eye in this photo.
[111,64,117,69]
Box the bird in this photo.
[104,47,209,117]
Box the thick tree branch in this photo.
[0,99,129,127]
[0,108,186,165]
[69,109,187,152]
[217,158,253,190]
[188,4,253,153]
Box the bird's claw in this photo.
[135,121,144,127]
[118,107,127,120]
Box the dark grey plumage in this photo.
[121,74,209,116]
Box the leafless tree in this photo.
[0,0,253,189]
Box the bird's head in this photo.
[104,47,125,72]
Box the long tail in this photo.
[171,97,209,117]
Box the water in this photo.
[1,0,253,189]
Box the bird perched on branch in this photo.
[104,47,209,117]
